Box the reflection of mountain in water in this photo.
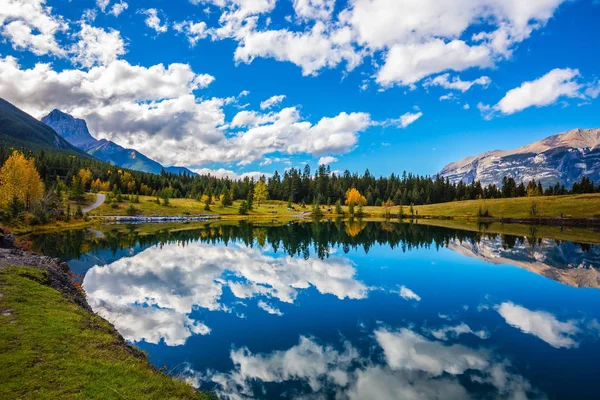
[449,237,600,288]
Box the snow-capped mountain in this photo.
[440,128,600,187]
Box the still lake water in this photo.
[29,221,600,399]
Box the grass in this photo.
[7,193,600,238]
[364,194,600,220]
[90,196,304,219]
[0,267,212,400]
[89,193,600,220]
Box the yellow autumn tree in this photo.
[0,151,44,209]
[78,168,92,188]
[254,179,268,207]
[345,188,367,206]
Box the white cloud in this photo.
[318,156,337,165]
[190,168,267,180]
[0,0,68,57]
[109,2,128,17]
[257,300,283,316]
[70,23,127,68]
[0,55,390,168]
[260,94,285,110]
[398,285,421,301]
[496,302,579,348]
[194,327,538,399]
[173,20,208,46]
[426,323,490,341]
[96,0,110,12]
[586,80,600,99]
[233,22,362,76]
[83,240,368,345]
[97,0,128,17]
[381,111,423,129]
[376,40,493,87]
[141,9,168,34]
[293,0,336,21]
[425,73,491,92]
[480,68,589,118]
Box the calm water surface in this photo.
[29,221,600,399]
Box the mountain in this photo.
[0,98,90,157]
[440,128,600,187]
[42,110,196,176]
[448,236,600,288]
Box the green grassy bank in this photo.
[0,267,212,400]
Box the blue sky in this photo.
[0,0,599,178]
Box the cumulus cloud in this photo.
[191,327,539,399]
[479,68,588,118]
[141,8,168,34]
[0,0,68,57]
[318,156,337,165]
[70,23,127,67]
[293,0,336,22]
[183,0,569,86]
[376,40,493,87]
[0,56,399,168]
[83,240,368,345]
[496,302,580,348]
[173,20,208,46]
[97,0,128,17]
[260,94,286,110]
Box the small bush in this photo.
[25,213,41,226]
[126,205,139,215]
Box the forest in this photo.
[1,145,599,225]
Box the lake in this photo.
[28,221,600,399]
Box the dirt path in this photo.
[83,193,105,213]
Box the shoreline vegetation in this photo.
[6,193,600,242]
[0,244,214,399]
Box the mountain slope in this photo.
[42,110,196,175]
[0,98,89,157]
[440,128,600,187]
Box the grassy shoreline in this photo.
[0,266,212,399]
[5,193,600,240]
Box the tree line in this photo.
[1,146,599,224]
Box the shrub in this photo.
[335,200,343,215]
[126,205,139,215]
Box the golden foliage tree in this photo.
[0,151,44,209]
[345,188,367,206]
[78,169,92,188]
[254,179,268,207]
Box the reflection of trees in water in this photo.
[27,221,596,263]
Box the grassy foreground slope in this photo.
[0,267,211,400]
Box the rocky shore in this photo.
[0,229,90,311]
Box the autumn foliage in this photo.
[345,188,367,206]
[0,151,44,209]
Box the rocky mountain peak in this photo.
[42,110,97,150]
[440,128,600,188]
